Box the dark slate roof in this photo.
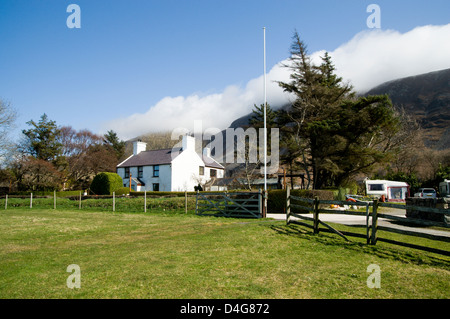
[211,178,239,186]
[117,148,179,168]
[202,155,224,169]
[117,148,224,169]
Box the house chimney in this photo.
[133,140,147,155]
[182,135,195,152]
[203,147,211,157]
[202,147,214,165]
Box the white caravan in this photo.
[439,179,450,197]
[364,179,410,202]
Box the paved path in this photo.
[267,207,450,239]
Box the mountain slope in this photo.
[131,69,450,154]
[365,68,450,149]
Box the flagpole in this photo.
[263,27,267,192]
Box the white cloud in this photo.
[104,24,450,140]
[104,61,293,140]
[314,24,450,93]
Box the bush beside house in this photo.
[90,172,123,195]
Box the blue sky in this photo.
[1,0,449,140]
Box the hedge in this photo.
[90,172,123,195]
[114,187,131,196]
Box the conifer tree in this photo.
[249,103,277,128]
[21,113,62,162]
[278,31,400,189]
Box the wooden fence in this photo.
[1,191,194,213]
[286,188,450,256]
[195,191,265,218]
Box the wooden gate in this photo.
[195,191,264,218]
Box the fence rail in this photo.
[286,188,450,256]
[0,191,196,213]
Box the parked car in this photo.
[414,188,437,198]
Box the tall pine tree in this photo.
[278,31,400,189]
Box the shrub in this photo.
[90,172,123,195]
[114,187,131,196]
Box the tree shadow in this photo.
[269,224,450,269]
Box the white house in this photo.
[116,135,224,192]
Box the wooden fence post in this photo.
[313,196,320,234]
[113,192,115,212]
[5,194,8,210]
[144,190,147,213]
[259,189,264,218]
[54,190,56,210]
[185,190,187,214]
[286,187,291,225]
[371,199,378,245]
[365,203,370,245]
[30,193,33,209]
[79,192,82,210]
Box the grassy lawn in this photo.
[0,207,449,299]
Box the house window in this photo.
[153,183,160,191]
[153,165,159,177]
[210,169,217,177]
[138,166,143,178]
[199,166,205,176]
[124,167,130,178]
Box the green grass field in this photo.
[0,206,449,299]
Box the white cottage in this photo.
[116,135,224,192]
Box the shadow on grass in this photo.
[388,219,449,232]
[270,224,450,269]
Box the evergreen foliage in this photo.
[278,31,400,189]
[21,113,62,161]
[90,172,123,195]
[249,103,277,128]
[103,130,126,161]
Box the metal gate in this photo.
[195,191,264,218]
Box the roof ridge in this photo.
[142,147,176,152]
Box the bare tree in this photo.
[0,99,17,164]
[11,156,63,191]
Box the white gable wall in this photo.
[171,149,205,191]
[190,166,225,192]
[204,166,224,179]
